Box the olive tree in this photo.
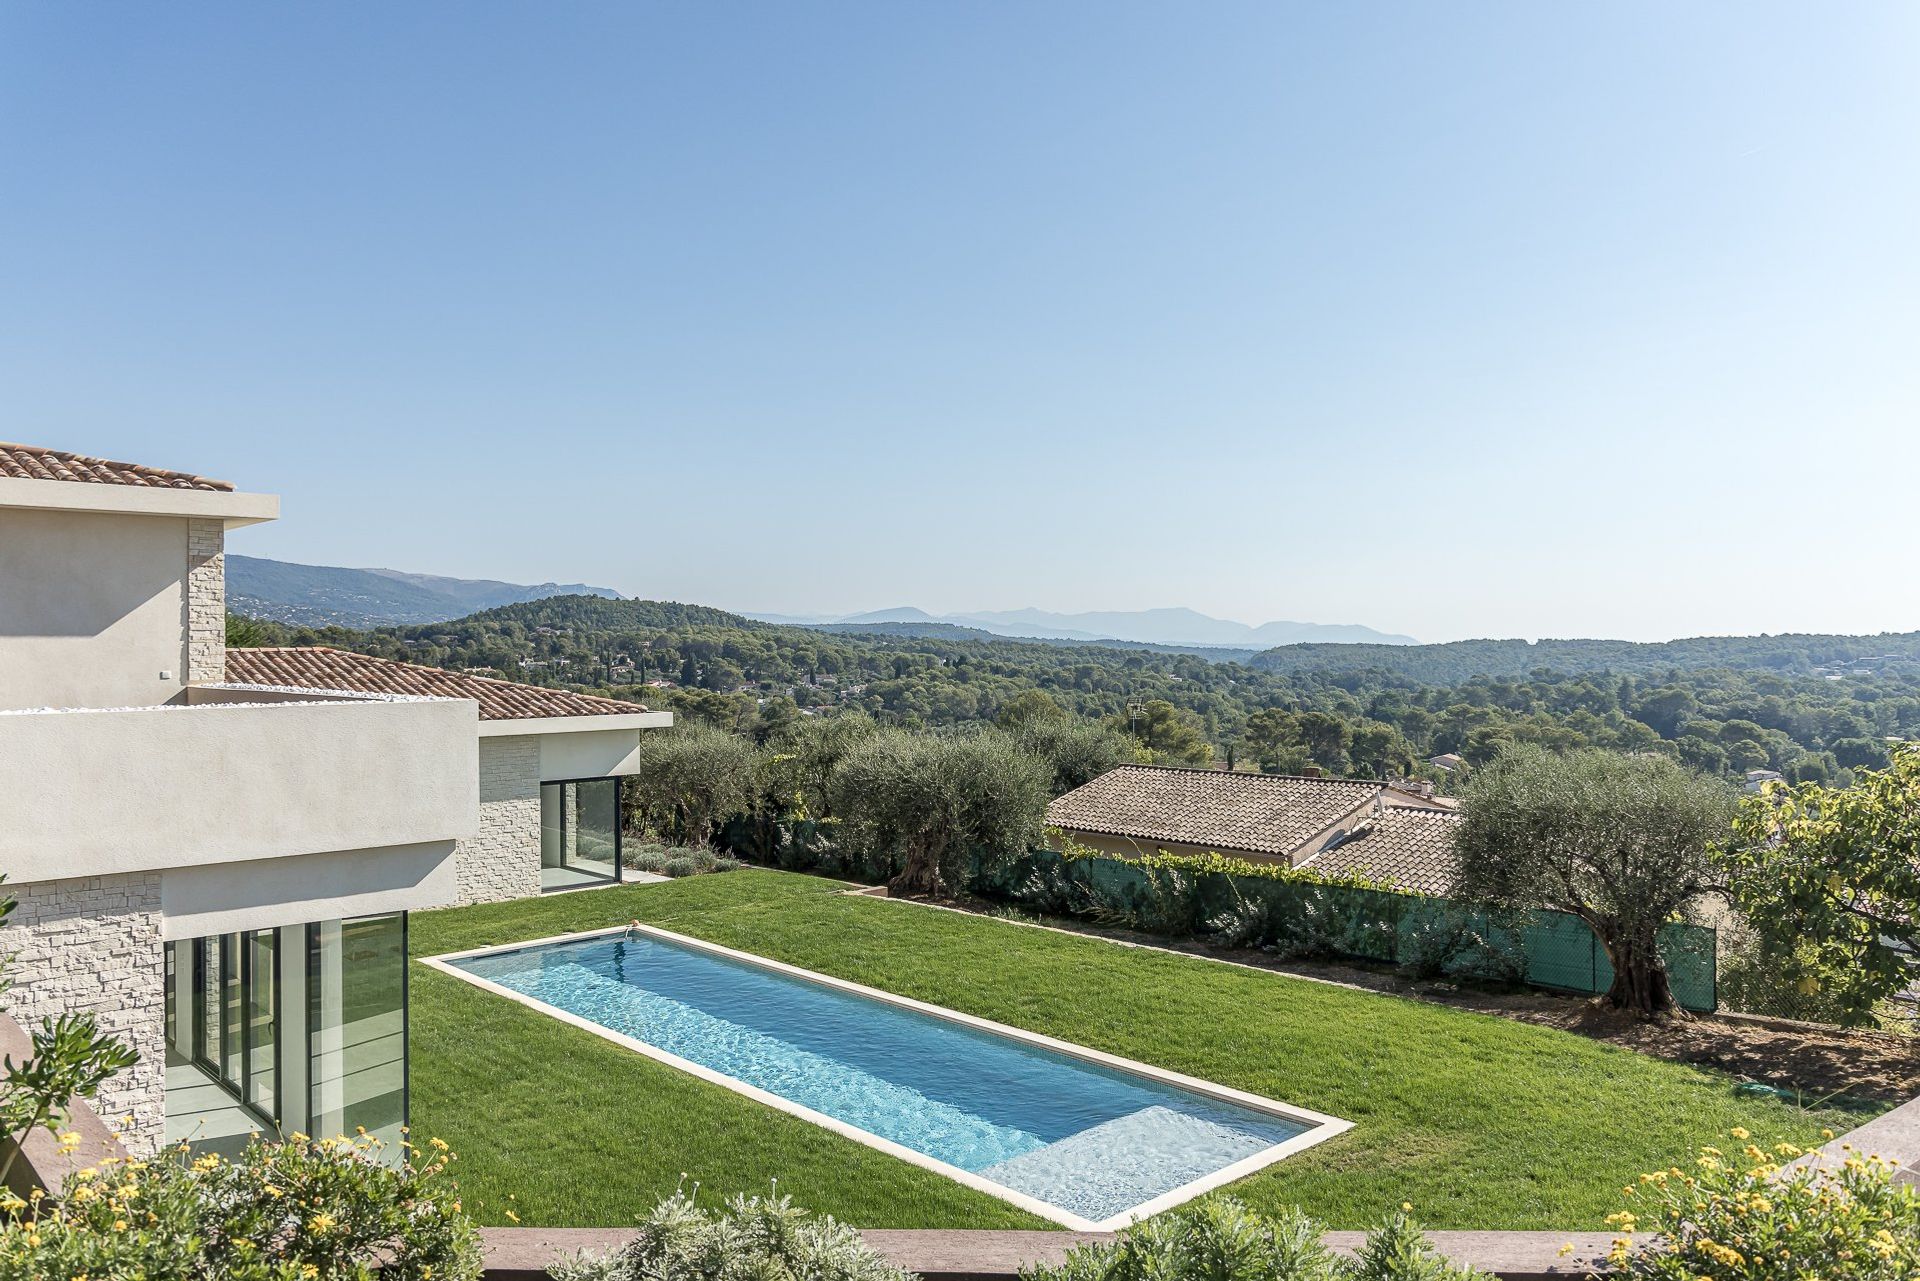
[1011,716,1137,795]
[1454,746,1738,1017]
[830,728,1049,897]
[624,722,760,847]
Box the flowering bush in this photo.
[1606,1130,1920,1280]
[548,1186,907,1281]
[1021,1197,1483,1281]
[0,1131,481,1281]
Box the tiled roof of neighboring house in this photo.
[1045,765,1379,858]
[1299,807,1462,896]
[225,647,649,721]
[0,442,234,491]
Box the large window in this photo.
[308,913,407,1147]
[163,912,407,1158]
[540,777,623,890]
[168,930,281,1130]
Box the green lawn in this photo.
[409,869,1870,1232]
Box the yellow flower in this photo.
[504,1209,520,1223]
[308,1212,336,1233]
[1729,1127,1749,1140]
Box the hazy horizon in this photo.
[7,3,1916,646]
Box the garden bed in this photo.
[408,869,1876,1232]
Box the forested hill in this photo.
[1252,632,1920,683]
[471,596,756,631]
[232,594,1920,789]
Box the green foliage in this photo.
[548,1187,909,1281]
[1251,633,1920,683]
[1021,846,1534,985]
[1011,716,1140,794]
[829,728,1049,895]
[1722,746,1920,1025]
[1607,1133,1920,1280]
[626,723,761,847]
[224,612,272,648]
[1455,747,1740,1016]
[996,688,1070,727]
[1020,1198,1482,1281]
[245,595,1920,790]
[625,843,743,878]
[1110,699,1215,767]
[0,1134,481,1281]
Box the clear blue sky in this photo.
[4,3,1915,643]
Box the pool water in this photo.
[449,931,1322,1224]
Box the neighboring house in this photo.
[1428,753,1465,772]
[0,442,666,1169]
[1046,764,1462,896]
[225,648,669,900]
[1744,768,1786,793]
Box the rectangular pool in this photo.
[426,924,1350,1228]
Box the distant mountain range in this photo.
[228,556,623,628]
[743,605,1416,648]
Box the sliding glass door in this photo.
[170,928,281,1129]
[307,913,407,1147]
[163,911,408,1160]
[540,777,623,890]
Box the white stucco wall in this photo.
[0,697,479,883]
[455,736,544,904]
[0,508,195,711]
[537,726,644,781]
[159,841,460,939]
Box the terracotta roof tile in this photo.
[225,647,648,721]
[1045,765,1379,858]
[1301,808,1461,896]
[0,443,233,491]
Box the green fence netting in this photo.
[724,822,1717,1013]
[972,846,1717,1013]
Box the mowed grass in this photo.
[409,870,1871,1231]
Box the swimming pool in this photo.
[426,923,1350,1228]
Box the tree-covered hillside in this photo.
[1252,632,1920,682]
[233,595,1920,789]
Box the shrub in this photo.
[0,1133,481,1281]
[626,845,672,874]
[548,1188,907,1281]
[1020,1197,1483,1281]
[1606,1132,1920,1279]
[1396,907,1530,985]
[625,843,740,878]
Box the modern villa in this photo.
[0,443,669,1162]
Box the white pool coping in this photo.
[421,922,1354,1231]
